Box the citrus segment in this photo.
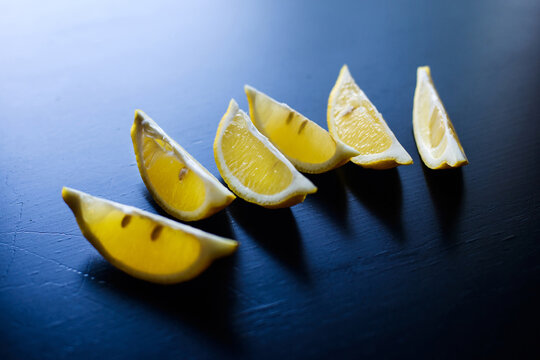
[141,135,206,211]
[214,99,317,208]
[62,187,238,284]
[245,86,359,173]
[413,66,468,169]
[132,110,235,221]
[328,65,413,169]
[221,112,293,195]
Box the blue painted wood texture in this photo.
[1,1,539,359]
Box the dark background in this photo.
[1,0,539,359]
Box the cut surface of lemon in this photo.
[131,110,235,221]
[413,66,468,169]
[245,85,359,173]
[328,65,413,169]
[62,187,238,284]
[214,99,317,208]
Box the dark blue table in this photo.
[1,1,539,359]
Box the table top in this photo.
[1,1,539,359]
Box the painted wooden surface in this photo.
[1,1,539,359]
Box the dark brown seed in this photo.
[121,215,131,228]
[286,112,294,124]
[270,161,280,171]
[343,106,356,116]
[151,225,163,241]
[298,120,308,134]
[178,167,188,181]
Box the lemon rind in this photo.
[62,186,238,284]
[328,65,413,169]
[245,85,359,174]
[412,66,468,170]
[214,99,317,208]
[132,110,235,221]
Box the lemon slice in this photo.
[413,66,468,169]
[328,65,413,169]
[245,85,359,174]
[62,187,238,284]
[214,99,317,208]
[131,110,235,221]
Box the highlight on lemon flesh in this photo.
[328,65,413,169]
[131,110,235,221]
[214,99,317,208]
[245,85,359,174]
[62,187,238,284]
[413,66,468,169]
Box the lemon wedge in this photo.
[413,66,468,169]
[214,99,317,208]
[62,187,238,284]
[245,85,359,173]
[328,65,413,169]
[131,110,235,221]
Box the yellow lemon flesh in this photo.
[131,110,235,221]
[245,85,359,173]
[328,65,413,169]
[62,187,238,284]
[413,66,468,169]
[214,99,317,208]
